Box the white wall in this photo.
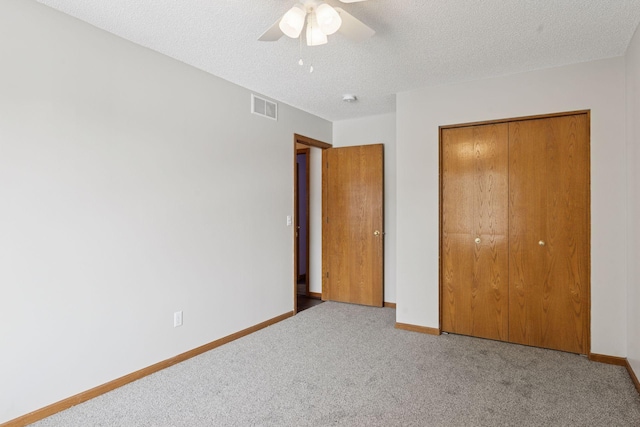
[626,23,640,377]
[0,0,331,423]
[396,58,627,356]
[333,114,397,303]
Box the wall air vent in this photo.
[251,94,277,121]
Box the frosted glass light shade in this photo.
[306,13,328,46]
[279,4,306,38]
[316,3,342,35]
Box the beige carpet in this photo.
[32,302,640,426]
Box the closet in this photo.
[440,112,590,354]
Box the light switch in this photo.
[286,215,292,226]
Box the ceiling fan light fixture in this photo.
[279,4,306,38]
[316,3,342,35]
[306,12,328,46]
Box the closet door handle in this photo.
[475,238,481,244]
[539,240,545,246]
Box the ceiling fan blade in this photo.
[258,18,284,41]
[335,7,375,42]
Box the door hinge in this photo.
[326,217,329,223]
[326,272,329,278]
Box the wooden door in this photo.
[508,114,590,354]
[441,124,509,340]
[322,144,384,307]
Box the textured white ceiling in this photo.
[36,0,640,121]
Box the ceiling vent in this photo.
[251,94,277,121]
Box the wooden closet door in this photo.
[508,114,590,354]
[441,124,509,341]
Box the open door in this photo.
[322,144,384,307]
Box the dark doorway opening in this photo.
[295,148,322,313]
[293,134,331,313]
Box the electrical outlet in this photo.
[173,311,183,327]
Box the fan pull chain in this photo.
[298,34,304,66]
[297,28,314,73]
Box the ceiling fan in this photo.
[259,0,375,46]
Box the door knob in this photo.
[374,230,381,236]
[539,240,545,246]
[475,238,481,244]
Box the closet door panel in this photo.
[508,119,548,347]
[474,124,509,340]
[442,127,475,335]
[508,115,589,354]
[442,124,509,340]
